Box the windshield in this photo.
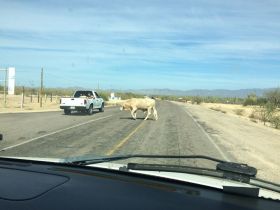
[0,0,279,188]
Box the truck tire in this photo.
[99,103,104,112]
[87,105,93,115]
[64,109,71,115]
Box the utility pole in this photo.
[40,68,43,108]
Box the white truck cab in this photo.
[60,90,105,115]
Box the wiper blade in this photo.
[125,162,256,182]
[126,163,224,178]
[66,154,257,181]
[66,154,225,165]
[66,154,280,195]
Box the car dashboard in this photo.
[0,158,279,210]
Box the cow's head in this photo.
[118,101,130,111]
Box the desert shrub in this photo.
[243,93,257,106]
[249,110,258,119]
[234,109,244,116]
[270,115,280,129]
[98,92,109,101]
[256,97,267,106]
[192,96,203,104]
[265,89,280,108]
[257,102,276,125]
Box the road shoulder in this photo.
[173,101,280,184]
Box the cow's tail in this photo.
[152,106,158,120]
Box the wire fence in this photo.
[0,93,62,110]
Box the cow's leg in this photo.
[134,110,137,119]
[144,108,152,120]
[130,108,137,120]
[153,107,158,120]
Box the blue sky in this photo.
[0,0,280,90]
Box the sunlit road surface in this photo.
[0,101,231,168]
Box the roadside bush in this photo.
[192,96,203,104]
[234,109,244,116]
[265,89,280,108]
[117,92,144,100]
[256,98,268,106]
[249,110,258,119]
[257,102,276,125]
[98,92,109,101]
[270,115,280,129]
[243,93,257,106]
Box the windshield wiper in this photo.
[66,154,280,194]
[66,154,226,165]
[66,154,257,182]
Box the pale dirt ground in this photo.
[173,101,280,183]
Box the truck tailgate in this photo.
[60,98,86,107]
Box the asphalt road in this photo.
[0,101,230,167]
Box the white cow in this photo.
[120,98,158,120]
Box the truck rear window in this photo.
[74,91,93,97]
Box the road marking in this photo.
[106,121,146,156]
[0,115,113,152]
[183,108,230,162]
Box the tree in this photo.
[265,88,280,108]
[243,93,257,106]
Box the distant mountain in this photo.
[123,88,277,98]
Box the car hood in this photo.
[1,156,280,200]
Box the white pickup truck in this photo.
[60,90,105,115]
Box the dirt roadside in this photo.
[173,101,280,184]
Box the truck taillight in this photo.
[84,99,87,104]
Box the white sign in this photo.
[8,67,15,95]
